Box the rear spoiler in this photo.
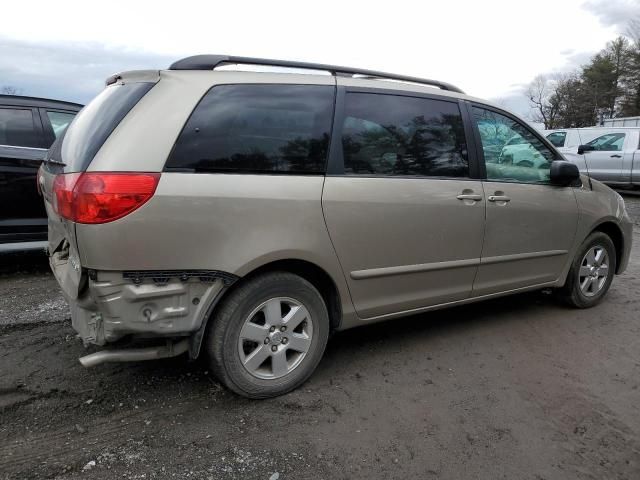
[106,70,161,86]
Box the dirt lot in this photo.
[1,195,639,480]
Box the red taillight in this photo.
[53,172,160,224]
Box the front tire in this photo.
[206,272,329,399]
[560,232,616,308]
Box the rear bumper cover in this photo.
[67,270,236,346]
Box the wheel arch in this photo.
[234,258,343,331]
[590,221,624,274]
[189,258,343,359]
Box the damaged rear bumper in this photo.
[66,269,237,365]
[79,338,190,367]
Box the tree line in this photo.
[527,20,640,129]
[1,86,23,95]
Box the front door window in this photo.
[585,133,625,151]
[473,107,555,184]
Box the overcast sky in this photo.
[1,0,638,119]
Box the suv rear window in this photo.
[55,82,154,172]
[0,108,43,148]
[166,84,335,174]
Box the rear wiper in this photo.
[43,150,67,167]
[44,158,67,166]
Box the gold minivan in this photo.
[39,55,632,398]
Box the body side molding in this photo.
[350,250,568,280]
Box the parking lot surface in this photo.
[1,194,639,480]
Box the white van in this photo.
[544,128,640,187]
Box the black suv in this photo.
[0,95,82,252]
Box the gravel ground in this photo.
[1,194,639,480]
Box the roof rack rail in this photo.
[168,55,464,94]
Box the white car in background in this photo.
[544,127,640,188]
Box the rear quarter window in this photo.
[166,84,335,174]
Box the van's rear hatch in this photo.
[39,73,158,299]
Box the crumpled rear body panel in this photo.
[70,271,226,345]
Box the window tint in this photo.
[341,93,468,177]
[167,85,334,174]
[473,107,555,184]
[546,131,566,148]
[59,82,154,172]
[506,135,527,146]
[0,108,42,148]
[585,133,625,151]
[46,111,76,139]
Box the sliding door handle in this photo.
[456,194,483,201]
[488,195,511,202]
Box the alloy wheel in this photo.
[237,297,313,379]
[579,245,609,297]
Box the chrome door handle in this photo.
[488,195,511,202]
[456,194,483,201]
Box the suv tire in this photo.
[560,232,616,308]
[206,271,329,398]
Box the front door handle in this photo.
[488,195,511,202]
[610,154,622,158]
[456,194,483,201]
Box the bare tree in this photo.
[1,86,23,95]
[490,97,509,108]
[524,18,640,127]
[621,18,640,117]
[526,75,560,129]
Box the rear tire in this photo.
[559,232,616,308]
[205,271,329,399]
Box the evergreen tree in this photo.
[524,20,640,128]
